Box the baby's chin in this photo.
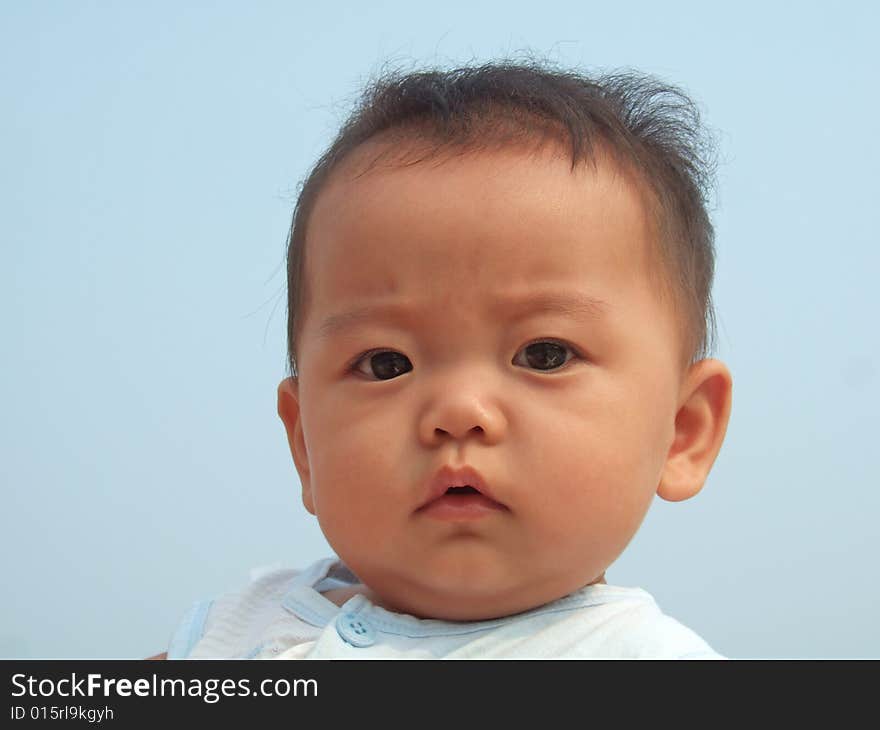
[363,572,607,622]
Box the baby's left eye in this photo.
[513,340,579,372]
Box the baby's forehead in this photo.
[304,142,670,323]
[312,139,655,247]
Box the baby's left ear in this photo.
[657,358,733,502]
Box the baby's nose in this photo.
[418,388,506,446]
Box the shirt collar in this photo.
[280,557,654,638]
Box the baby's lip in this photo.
[417,464,507,511]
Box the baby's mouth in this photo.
[445,486,481,496]
[416,463,509,516]
[417,486,507,520]
[417,483,509,522]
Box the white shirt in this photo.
[168,557,722,659]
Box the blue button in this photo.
[335,612,376,647]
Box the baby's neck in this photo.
[320,574,607,611]
[321,583,386,609]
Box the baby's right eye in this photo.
[351,350,413,381]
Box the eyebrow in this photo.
[316,291,609,341]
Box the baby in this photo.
[160,59,733,659]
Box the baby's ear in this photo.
[657,359,733,502]
[277,377,315,515]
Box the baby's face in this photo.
[282,142,691,620]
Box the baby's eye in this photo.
[351,350,413,381]
[350,340,579,381]
[513,340,579,372]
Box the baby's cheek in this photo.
[538,449,654,543]
[312,485,393,558]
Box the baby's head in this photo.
[277,60,732,621]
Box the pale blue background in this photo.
[3,1,877,658]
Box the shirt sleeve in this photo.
[166,599,214,659]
